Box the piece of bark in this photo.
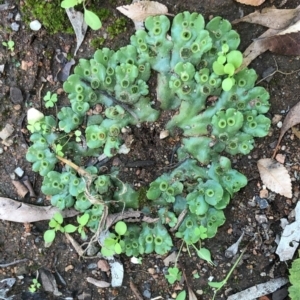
[129,281,143,300]
[22,176,36,197]
[0,197,79,223]
[11,180,29,198]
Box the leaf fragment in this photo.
[234,0,265,6]
[273,100,300,158]
[233,5,300,69]
[117,1,169,22]
[232,6,300,29]
[65,8,88,56]
[257,158,292,198]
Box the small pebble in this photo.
[143,289,151,299]
[259,189,268,198]
[272,114,282,125]
[11,22,19,31]
[277,121,283,128]
[255,214,268,224]
[275,153,286,164]
[0,148,3,154]
[65,265,74,272]
[256,197,269,209]
[87,263,97,270]
[148,268,155,275]
[15,13,21,21]
[30,20,42,31]
[14,104,21,111]
[14,167,24,177]
[160,130,169,139]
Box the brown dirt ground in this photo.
[1,0,300,299]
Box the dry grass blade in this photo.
[129,281,143,300]
[272,101,300,158]
[257,158,292,198]
[181,267,197,300]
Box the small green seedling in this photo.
[208,245,247,300]
[44,212,65,243]
[74,130,82,142]
[53,144,64,157]
[2,40,14,52]
[165,266,182,284]
[101,221,127,256]
[76,213,90,240]
[28,278,41,293]
[43,91,58,108]
[61,0,102,30]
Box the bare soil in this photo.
[1,0,300,299]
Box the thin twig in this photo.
[0,258,28,268]
[256,56,300,84]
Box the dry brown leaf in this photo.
[182,267,198,300]
[233,5,300,69]
[257,158,292,198]
[65,8,87,56]
[116,1,169,22]
[234,0,265,6]
[232,6,300,29]
[273,101,300,158]
[292,126,300,139]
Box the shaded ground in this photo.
[0,0,300,299]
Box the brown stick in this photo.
[0,197,79,223]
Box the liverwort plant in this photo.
[25,12,273,299]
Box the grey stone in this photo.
[10,87,23,104]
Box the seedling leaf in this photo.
[64,224,77,233]
[84,9,102,30]
[208,281,225,288]
[115,221,127,235]
[114,243,122,254]
[176,290,186,300]
[197,248,215,266]
[61,0,79,8]
[44,229,56,243]
[54,212,63,224]
[101,246,115,257]
[78,213,90,226]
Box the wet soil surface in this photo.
[1,0,300,299]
